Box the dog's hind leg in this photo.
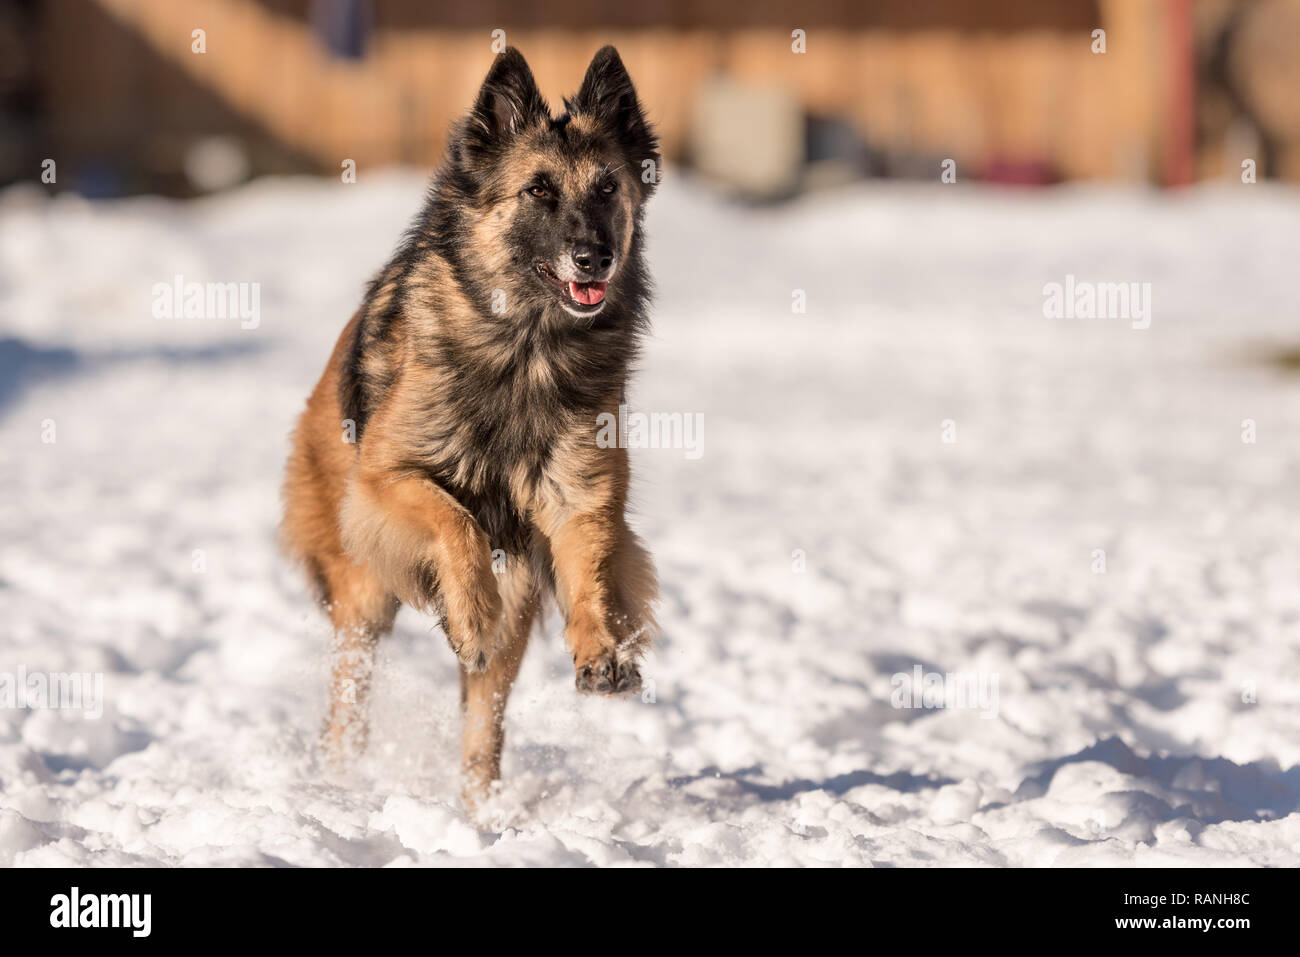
[459,557,538,813]
[319,555,398,766]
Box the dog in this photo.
[280,46,660,810]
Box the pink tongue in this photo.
[568,281,607,306]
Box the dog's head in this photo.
[447,46,659,320]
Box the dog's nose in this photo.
[571,243,614,277]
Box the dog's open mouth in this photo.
[536,262,607,312]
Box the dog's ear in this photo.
[570,46,659,192]
[463,48,548,157]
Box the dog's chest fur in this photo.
[345,295,632,556]
[419,331,616,554]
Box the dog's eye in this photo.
[527,185,549,199]
[601,179,617,195]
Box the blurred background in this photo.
[4,0,1300,198]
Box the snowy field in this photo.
[2,171,1300,866]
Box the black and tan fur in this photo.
[281,47,659,809]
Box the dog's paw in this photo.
[417,558,502,673]
[444,605,500,673]
[450,634,493,673]
[574,649,641,696]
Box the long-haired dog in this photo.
[281,46,659,809]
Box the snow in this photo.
[2,170,1300,866]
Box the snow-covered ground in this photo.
[2,170,1299,866]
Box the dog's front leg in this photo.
[536,455,657,694]
[341,457,502,672]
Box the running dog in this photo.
[281,46,660,808]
